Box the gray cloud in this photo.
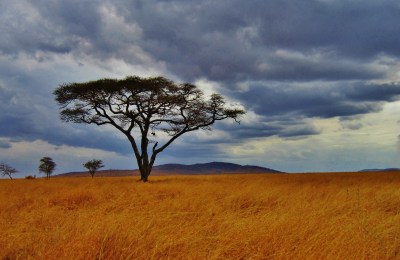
[346,83,400,102]
[278,124,321,139]
[3,0,398,81]
[0,82,132,154]
[234,82,400,119]
[1,0,400,166]
[0,140,11,149]
[226,124,283,139]
[106,0,400,82]
[210,115,322,140]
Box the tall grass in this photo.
[0,172,399,259]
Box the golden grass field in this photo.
[1,172,400,259]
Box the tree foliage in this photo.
[83,159,105,178]
[54,76,245,182]
[38,157,56,179]
[0,163,18,180]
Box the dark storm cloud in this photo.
[0,2,79,56]
[234,82,400,120]
[0,112,132,155]
[278,125,321,138]
[0,83,131,154]
[1,0,400,155]
[232,119,321,140]
[3,0,399,81]
[0,0,143,66]
[108,0,400,82]
[346,83,400,102]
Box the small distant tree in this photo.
[83,159,104,178]
[38,157,56,179]
[0,163,18,180]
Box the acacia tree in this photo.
[38,157,56,179]
[0,163,18,180]
[83,159,104,178]
[54,76,245,182]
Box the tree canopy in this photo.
[38,157,56,179]
[54,76,245,182]
[83,159,105,178]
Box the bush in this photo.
[25,175,36,179]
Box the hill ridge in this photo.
[359,168,400,172]
[56,161,282,177]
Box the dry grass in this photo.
[1,172,400,259]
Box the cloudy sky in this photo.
[1,0,400,177]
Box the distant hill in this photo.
[359,168,400,172]
[56,162,282,178]
[152,162,282,174]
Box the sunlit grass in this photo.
[1,172,399,259]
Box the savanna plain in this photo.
[1,172,400,259]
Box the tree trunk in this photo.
[140,174,148,182]
[132,135,155,182]
[139,168,150,182]
[139,159,153,182]
[137,149,153,182]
